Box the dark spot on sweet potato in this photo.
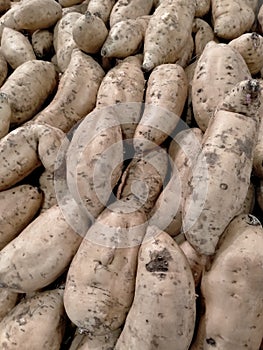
[145,248,172,274]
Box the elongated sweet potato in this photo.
[0,202,84,293]
[115,225,196,350]
[0,122,64,191]
[0,288,66,349]
[0,184,43,249]
[55,11,81,72]
[66,107,123,220]
[192,214,263,349]
[34,48,105,133]
[183,79,261,255]
[117,148,168,215]
[1,27,36,69]
[133,63,188,152]
[96,55,145,140]
[149,128,203,236]
[0,92,11,138]
[192,41,251,131]
[142,0,196,72]
[64,197,147,334]
[0,59,57,126]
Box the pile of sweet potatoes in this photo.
[0,0,263,349]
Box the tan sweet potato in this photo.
[101,16,150,58]
[192,214,263,349]
[183,79,261,255]
[39,169,57,212]
[55,11,81,72]
[115,225,196,350]
[0,59,57,126]
[0,288,66,349]
[0,202,84,293]
[195,0,210,17]
[229,32,263,75]
[0,288,18,322]
[13,0,62,31]
[66,107,123,220]
[34,48,105,133]
[212,0,257,39]
[31,29,54,58]
[117,148,168,216]
[59,0,83,7]
[0,184,43,250]
[1,27,36,69]
[72,12,108,54]
[87,0,116,23]
[0,51,8,87]
[191,41,251,131]
[0,92,11,138]
[192,18,216,58]
[149,128,203,236]
[64,197,147,334]
[110,0,153,28]
[142,0,196,72]
[133,63,188,152]
[0,122,64,191]
[96,55,145,140]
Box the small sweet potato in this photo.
[72,11,108,54]
[31,29,54,59]
[192,18,216,58]
[87,0,116,23]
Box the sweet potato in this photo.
[149,128,203,236]
[64,197,147,334]
[0,122,64,191]
[0,288,66,349]
[117,148,168,215]
[0,59,57,126]
[195,0,210,17]
[176,33,194,69]
[192,18,216,58]
[180,240,209,288]
[192,214,263,349]
[39,169,57,212]
[0,184,43,250]
[183,79,261,255]
[59,0,83,7]
[212,0,257,39]
[66,106,123,221]
[34,48,105,133]
[12,0,62,31]
[0,92,11,138]
[72,11,108,54]
[87,0,116,23]
[133,63,188,152]
[1,27,36,69]
[55,11,81,72]
[31,29,54,59]
[0,51,8,87]
[96,55,145,140]
[191,41,251,131]
[62,0,90,15]
[229,32,263,75]
[142,0,196,72]
[109,0,153,28]
[0,202,84,293]
[0,288,18,322]
[101,16,150,58]
[115,225,196,350]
